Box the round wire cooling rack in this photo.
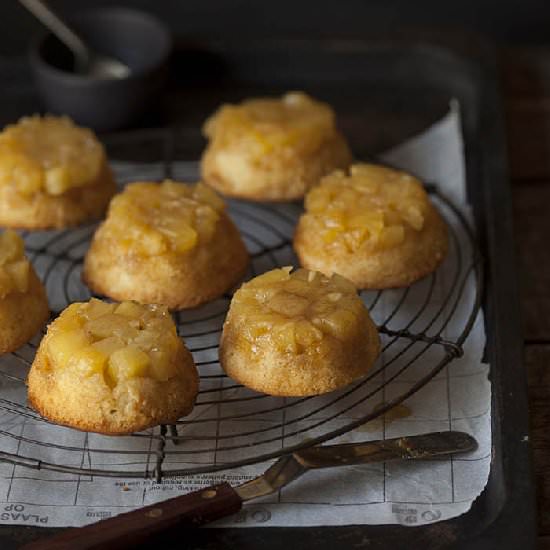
[0,179,482,483]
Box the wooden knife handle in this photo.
[21,482,243,550]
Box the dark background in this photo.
[2,0,550,56]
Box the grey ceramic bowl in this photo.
[30,7,172,132]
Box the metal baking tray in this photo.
[0,37,536,548]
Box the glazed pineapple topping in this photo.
[46,299,181,386]
[230,267,367,354]
[105,180,225,256]
[304,164,428,252]
[0,230,30,298]
[203,92,335,157]
[0,115,104,197]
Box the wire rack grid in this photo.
[0,129,483,483]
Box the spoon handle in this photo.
[19,0,90,72]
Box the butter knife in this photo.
[22,430,476,550]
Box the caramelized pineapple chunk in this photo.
[294,319,323,347]
[108,346,150,382]
[274,322,299,354]
[70,345,109,377]
[82,298,116,320]
[249,266,292,287]
[242,314,276,341]
[103,180,225,257]
[191,182,225,211]
[0,115,104,196]
[312,308,358,340]
[44,299,183,387]
[230,267,367,355]
[85,313,133,339]
[115,301,145,318]
[92,336,125,356]
[53,304,85,332]
[47,329,90,369]
[44,165,72,196]
[303,163,429,252]
[169,225,198,254]
[268,292,309,317]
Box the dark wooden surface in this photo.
[504,46,550,550]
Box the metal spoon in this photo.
[19,0,131,79]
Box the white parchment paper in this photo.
[0,104,490,528]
